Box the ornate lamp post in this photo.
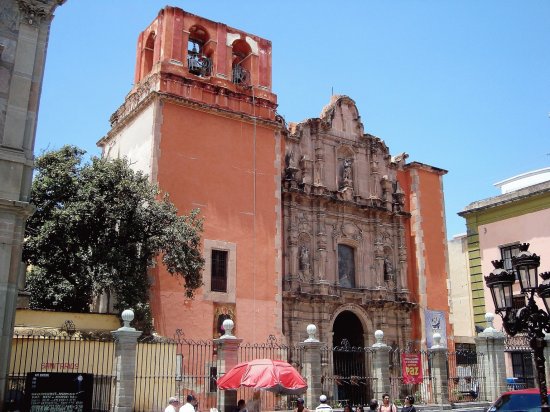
[484,243,550,411]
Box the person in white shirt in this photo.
[181,395,197,412]
[165,397,180,412]
[315,395,332,412]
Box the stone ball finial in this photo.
[305,324,319,342]
[121,309,134,328]
[373,330,386,348]
[483,312,497,333]
[221,318,235,339]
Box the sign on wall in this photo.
[425,309,447,348]
[401,353,423,384]
[24,372,93,412]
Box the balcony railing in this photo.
[187,53,212,77]
[232,64,250,86]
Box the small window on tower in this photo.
[211,250,228,292]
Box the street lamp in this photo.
[484,243,550,411]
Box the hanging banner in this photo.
[401,353,423,384]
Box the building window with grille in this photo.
[500,243,520,274]
[513,294,525,310]
[211,250,228,292]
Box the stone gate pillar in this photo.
[299,324,322,409]
[111,309,142,412]
[429,333,449,407]
[475,313,507,402]
[213,319,242,412]
[371,330,391,401]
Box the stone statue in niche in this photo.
[284,151,298,180]
[342,158,353,188]
[299,245,310,271]
[384,257,394,281]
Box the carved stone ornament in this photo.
[17,0,63,25]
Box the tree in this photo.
[23,146,204,331]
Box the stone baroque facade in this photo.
[282,95,413,347]
[0,0,65,407]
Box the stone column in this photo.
[111,309,142,412]
[371,330,391,400]
[299,324,322,409]
[0,2,65,409]
[475,313,507,402]
[213,319,242,412]
[429,333,450,407]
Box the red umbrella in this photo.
[216,359,307,394]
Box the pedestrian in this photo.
[236,399,247,412]
[378,394,396,412]
[246,390,261,412]
[401,395,416,412]
[368,399,378,411]
[343,405,353,412]
[294,398,310,412]
[357,406,365,412]
[165,397,180,412]
[181,395,197,412]
[315,395,333,412]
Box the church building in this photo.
[98,6,452,350]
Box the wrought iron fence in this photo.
[321,339,376,407]
[7,328,117,412]
[389,347,434,405]
[446,350,484,403]
[236,335,304,411]
[134,330,220,412]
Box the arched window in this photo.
[187,25,212,77]
[231,39,251,85]
[143,32,155,76]
[338,244,355,288]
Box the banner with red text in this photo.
[401,353,423,384]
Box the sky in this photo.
[35,1,550,238]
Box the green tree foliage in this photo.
[23,146,204,331]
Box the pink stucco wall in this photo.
[478,208,550,330]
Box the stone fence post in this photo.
[371,330,391,400]
[111,309,142,412]
[429,332,449,407]
[213,319,242,412]
[475,313,507,402]
[299,324,322,409]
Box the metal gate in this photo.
[447,349,484,403]
[322,339,375,407]
[389,347,434,405]
[7,327,117,411]
[237,335,304,411]
[134,331,220,412]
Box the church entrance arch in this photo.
[331,310,373,406]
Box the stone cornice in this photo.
[0,198,35,217]
[100,72,281,147]
[459,180,550,217]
